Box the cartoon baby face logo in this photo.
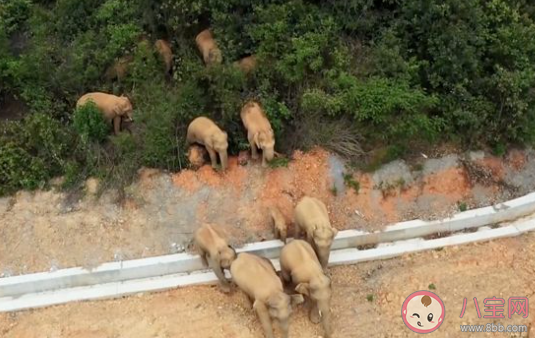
[402,290,445,333]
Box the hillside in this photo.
[2,0,535,195]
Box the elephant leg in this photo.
[113,116,121,135]
[253,301,275,338]
[294,222,302,239]
[250,141,259,160]
[262,153,268,167]
[280,267,291,284]
[309,302,321,324]
[200,252,208,267]
[209,259,230,293]
[206,147,218,169]
[274,227,280,241]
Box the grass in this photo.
[330,185,338,196]
[492,142,506,157]
[413,163,424,171]
[428,283,436,290]
[268,157,290,168]
[377,178,406,197]
[366,294,375,302]
[458,202,468,212]
[363,144,407,172]
[343,173,360,194]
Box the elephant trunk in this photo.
[317,246,331,269]
[318,300,332,338]
[264,146,275,162]
[278,319,289,338]
[219,151,228,171]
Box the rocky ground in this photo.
[1,230,534,337]
[1,147,534,275]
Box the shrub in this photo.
[0,0,32,34]
[73,101,110,143]
[301,77,440,142]
[0,143,47,196]
[3,0,535,197]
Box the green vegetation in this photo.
[2,0,535,196]
[267,157,290,169]
[428,283,437,290]
[330,185,338,197]
[343,173,360,194]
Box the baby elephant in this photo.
[294,196,338,270]
[240,101,276,167]
[186,117,229,171]
[187,144,208,169]
[231,253,304,338]
[280,240,333,338]
[193,224,237,293]
[195,29,222,66]
[269,206,288,243]
[76,92,134,135]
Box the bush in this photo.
[302,77,440,142]
[0,0,32,34]
[0,143,47,195]
[3,0,535,196]
[73,101,110,143]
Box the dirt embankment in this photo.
[1,147,534,275]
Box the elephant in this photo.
[294,196,338,270]
[193,224,237,293]
[76,92,134,135]
[187,144,208,169]
[195,29,222,66]
[104,55,134,82]
[230,253,304,338]
[240,101,276,167]
[154,39,173,76]
[269,206,287,243]
[280,240,333,338]
[186,116,228,171]
[234,55,257,74]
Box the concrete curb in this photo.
[1,192,535,299]
[1,217,533,313]
[332,191,535,249]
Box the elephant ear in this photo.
[290,293,305,306]
[112,103,124,116]
[331,227,338,239]
[253,299,268,312]
[205,134,215,148]
[295,283,310,297]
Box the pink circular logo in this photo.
[401,290,445,333]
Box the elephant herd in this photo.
[75,28,258,142]
[75,28,336,337]
[194,196,338,338]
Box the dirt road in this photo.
[2,232,534,337]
